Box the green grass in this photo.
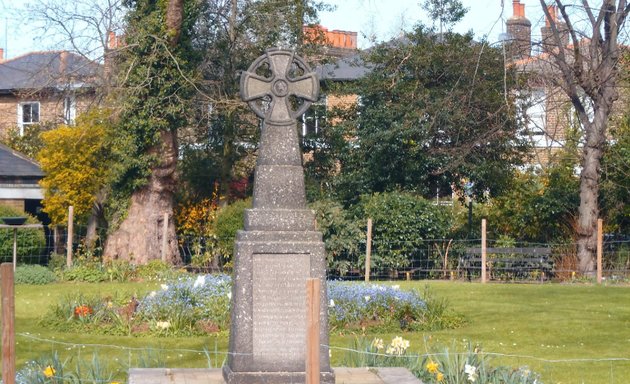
[8,280,630,383]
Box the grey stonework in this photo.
[223,49,334,384]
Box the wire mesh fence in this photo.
[1,222,628,283]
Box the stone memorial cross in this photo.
[223,49,335,384]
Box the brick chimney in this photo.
[541,5,569,53]
[107,31,121,50]
[0,48,4,62]
[505,0,531,61]
[303,25,357,58]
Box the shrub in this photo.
[136,259,182,281]
[61,259,109,282]
[310,199,363,276]
[354,192,452,272]
[15,265,57,285]
[214,198,251,265]
[0,204,46,264]
[47,253,66,271]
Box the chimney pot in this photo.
[546,5,557,26]
[107,31,117,49]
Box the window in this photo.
[64,95,76,125]
[301,96,327,136]
[17,101,40,135]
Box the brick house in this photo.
[504,0,627,166]
[0,49,101,139]
[302,26,367,138]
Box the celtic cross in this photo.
[241,49,319,124]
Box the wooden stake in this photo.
[66,206,74,268]
[481,218,487,284]
[11,229,16,272]
[2,263,15,384]
[161,213,169,263]
[597,218,603,284]
[365,218,372,282]
[306,278,321,384]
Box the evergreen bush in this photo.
[0,204,46,264]
[15,264,57,285]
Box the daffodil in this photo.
[436,372,444,381]
[464,363,477,382]
[426,360,439,374]
[43,365,56,378]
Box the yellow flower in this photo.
[43,365,56,378]
[426,360,439,374]
[436,372,444,381]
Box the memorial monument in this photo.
[222,49,335,384]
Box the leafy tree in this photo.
[0,124,49,159]
[37,109,113,227]
[102,0,201,264]
[421,0,468,34]
[330,27,527,204]
[182,0,331,204]
[535,0,629,273]
[486,165,579,243]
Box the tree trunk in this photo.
[104,130,181,264]
[576,144,601,275]
[575,103,609,275]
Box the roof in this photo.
[0,143,44,178]
[316,53,372,82]
[0,51,100,93]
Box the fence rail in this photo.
[1,221,628,284]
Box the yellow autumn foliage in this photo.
[38,109,114,225]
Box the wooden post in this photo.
[306,278,321,384]
[481,218,487,284]
[365,218,372,282]
[11,229,17,272]
[161,213,169,263]
[66,206,74,268]
[2,263,15,384]
[597,218,603,284]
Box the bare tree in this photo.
[538,0,629,274]
[19,0,126,62]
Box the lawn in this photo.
[9,280,630,383]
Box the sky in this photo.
[318,0,551,48]
[0,0,554,60]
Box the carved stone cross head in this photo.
[240,49,319,124]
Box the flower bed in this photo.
[42,275,462,336]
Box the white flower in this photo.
[371,338,384,350]
[364,296,371,302]
[329,299,335,307]
[464,364,477,382]
[392,285,400,290]
[227,292,232,300]
[156,321,171,329]
[160,284,169,291]
[386,336,410,356]
[149,291,157,297]
[193,275,206,288]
